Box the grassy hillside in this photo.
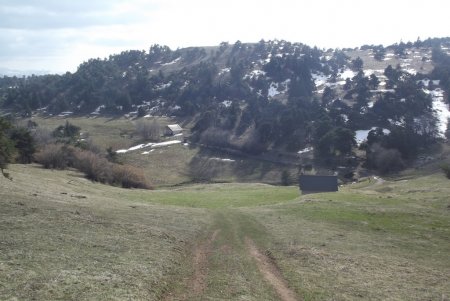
[28,115,300,187]
[1,164,449,300]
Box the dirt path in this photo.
[163,229,219,301]
[191,229,220,295]
[245,237,301,301]
[165,212,302,300]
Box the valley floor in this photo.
[1,164,449,300]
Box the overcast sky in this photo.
[1,0,449,74]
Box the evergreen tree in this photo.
[0,117,16,178]
[10,127,36,163]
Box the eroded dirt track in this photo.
[191,229,220,295]
[245,237,301,301]
[164,212,301,301]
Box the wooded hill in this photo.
[1,37,450,172]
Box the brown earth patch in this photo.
[164,229,219,300]
[245,237,301,301]
[191,229,219,295]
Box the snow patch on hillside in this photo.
[338,69,355,80]
[298,146,313,154]
[161,57,181,66]
[312,73,329,87]
[423,88,450,137]
[219,68,230,75]
[155,81,172,90]
[363,69,384,77]
[404,68,417,75]
[116,140,182,154]
[245,69,266,79]
[210,157,235,162]
[268,79,290,98]
[355,128,390,145]
[221,100,232,107]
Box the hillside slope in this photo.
[1,38,450,174]
[1,164,449,300]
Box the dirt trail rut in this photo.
[245,237,301,301]
[163,229,219,301]
[191,229,220,295]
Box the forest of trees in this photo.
[1,37,449,173]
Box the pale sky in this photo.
[0,0,449,74]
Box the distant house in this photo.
[165,124,183,136]
[299,175,338,194]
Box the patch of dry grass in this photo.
[2,164,448,300]
[245,175,450,300]
[0,164,210,300]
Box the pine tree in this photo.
[0,117,16,178]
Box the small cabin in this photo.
[299,175,338,194]
[165,124,183,136]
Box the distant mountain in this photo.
[0,67,52,77]
[1,37,450,172]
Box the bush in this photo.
[281,170,291,186]
[73,150,112,183]
[53,121,81,143]
[35,144,74,169]
[10,127,36,163]
[72,149,151,189]
[366,144,405,174]
[36,143,152,189]
[441,164,450,179]
[112,164,152,189]
[0,117,15,177]
[199,128,231,148]
[33,126,54,146]
[135,119,160,141]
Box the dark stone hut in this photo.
[299,175,338,194]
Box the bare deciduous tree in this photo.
[135,119,161,141]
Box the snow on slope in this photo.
[423,88,450,137]
[116,140,182,154]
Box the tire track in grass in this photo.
[245,237,301,301]
[191,229,220,295]
[164,229,219,300]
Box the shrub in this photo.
[10,127,36,163]
[135,119,160,141]
[35,144,74,169]
[112,164,152,189]
[72,149,151,189]
[281,170,291,186]
[53,121,81,143]
[73,150,112,183]
[33,126,54,146]
[199,128,231,148]
[441,164,450,179]
[0,117,15,177]
[36,144,152,189]
[367,144,405,174]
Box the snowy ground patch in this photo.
[210,157,235,162]
[297,146,313,154]
[404,68,417,75]
[268,79,290,98]
[312,73,329,87]
[370,89,395,93]
[116,140,182,154]
[161,57,181,66]
[417,79,440,86]
[338,69,355,80]
[221,100,232,108]
[219,68,230,75]
[426,88,450,138]
[355,128,390,145]
[245,69,266,79]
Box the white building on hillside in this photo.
[165,124,183,136]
